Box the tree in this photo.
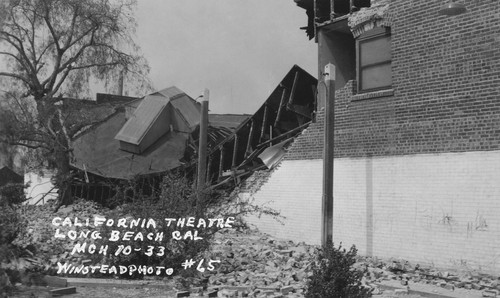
[0,0,150,207]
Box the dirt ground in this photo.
[8,284,176,298]
[9,286,428,298]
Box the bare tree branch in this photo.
[0,71,31,85]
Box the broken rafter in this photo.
[259,103,268,143]
[209,164,267,190]
[273,88,287,127]
[311,84,317,121]
[245,120,255,157]
[287,71,300,108]
[257,121,311,149]
[235,146,266,169]
[206,156,213,183]
[232,134,239,167]
[218,147,225,180]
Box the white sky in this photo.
[134,0,317,114]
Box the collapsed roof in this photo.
[198,65,318,188]
[70,65,317,185]
[70,87,246,180]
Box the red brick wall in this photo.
[287,0,500,160]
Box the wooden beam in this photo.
[49,287,76,296]
[218,147,225,179]
[274,88,287,127]
[206,156,213,183]
[260,104,268,142]
[287,71,300,107]
[232,135,239,167]
[245,121,255,157]
[257,121,311,149]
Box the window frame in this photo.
[356,27,392,94]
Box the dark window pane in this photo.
[360,36,391,66]
[361,63,392,90]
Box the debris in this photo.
[176,290,190,297]
[49,287,76,296]
[43,275,67,288]
[483,289,499,297]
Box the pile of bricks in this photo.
[173,228,500,298]
[173,228,317,297]
[358,258,500,297]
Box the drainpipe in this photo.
[322,63,335,246]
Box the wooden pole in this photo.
[197,89,209,191]
[322,63,335,247]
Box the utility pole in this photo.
[197,89,209,192]
[322,63,335,246]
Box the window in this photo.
[357,27,392,93]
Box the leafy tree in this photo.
[0,0,151,207]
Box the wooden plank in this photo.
[273,88,287,127]
[259,104,268,142]
[287,71,300,107]
[49,287,76,296]
[206,156,213,183]
[231,135,238,167]
[218,148,225,179]
[245,120,255,157]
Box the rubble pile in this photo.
[357,257,500,297]
[195,228,500,298]
[202,228,317,297]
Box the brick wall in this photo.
[243,0,500,274]
[292,0,500,160]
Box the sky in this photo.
[134,0,317,115]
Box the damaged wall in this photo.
[245,109,500,274]
[244,0,500,274]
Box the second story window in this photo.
[357,27,392,93]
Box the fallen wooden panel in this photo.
[49,286,76,296]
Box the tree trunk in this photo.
[35,98,74,208]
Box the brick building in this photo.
[244,0,500,274]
